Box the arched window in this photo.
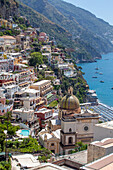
[68,137,73,144]
[69,128,72,132]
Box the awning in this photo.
[19,82,29,87]
[47,93,53,99]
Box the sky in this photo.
[64,0,113,25]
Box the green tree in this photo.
[38,149,51,163]
[7,126,16,138]
[0,160,11,170]
[0,129,6,151]
[19,137,42,153]
[43,55,48,64]
[0,32,3,36]
[29,52,44,67]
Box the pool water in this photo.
[20,130,30,136]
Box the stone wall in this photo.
[87,142,113,163]
[87,143,105,163]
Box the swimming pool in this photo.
[20,130,30,136]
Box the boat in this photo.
[95,67,99,70]
[99,72,103,75]
[92,76,97,78]
[100,81,104,83]
[111,87,113,90]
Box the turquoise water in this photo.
[20,130,30,136]
[78,53,113,107]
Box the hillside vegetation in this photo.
[49,0,113,53]
[18,0,113,55]
[18,1,101,62]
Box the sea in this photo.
[77,52,113,107]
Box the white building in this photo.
[14,88,40,110]
[86,90,98,103]
[94,121,113,141]
[0,36,16,50]
[11,154,40,169]
[42,53,52,65]
[0,36,16,52]
[7,52,21,58]
[0,55,14,72]
[58,63,69,70]
[12,108,35,122]
[12,154,66,170]
[2,81,18,98]
[14,69,35,88]
[0,72,15,87]
[41,45,51,53]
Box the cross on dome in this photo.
[68,86,73,95]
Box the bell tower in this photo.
[60,116,77,155]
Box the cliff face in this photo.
[0,0,19,19]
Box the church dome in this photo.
[60,87,80,110]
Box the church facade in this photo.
[45,87,100,155]
[59,87,100,155]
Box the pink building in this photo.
[38,32,48,42]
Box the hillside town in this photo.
[1,16,113,170]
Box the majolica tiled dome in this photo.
[60,87,80,110]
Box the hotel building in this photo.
[30,80,53,97]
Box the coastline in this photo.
[77,52,113,107]
[76,51,113,64]
[76,55,102,64]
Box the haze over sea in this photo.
[78,53,113,107]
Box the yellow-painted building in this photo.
[0,19,12,29]
[14,56,22,65]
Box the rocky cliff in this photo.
[0,0,19,19]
